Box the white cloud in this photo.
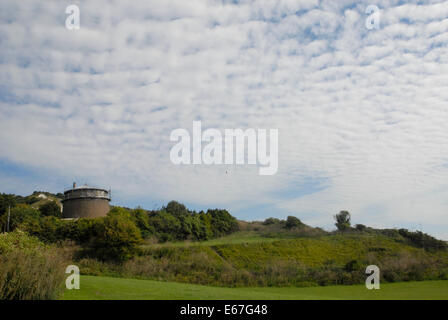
[1,0,448,239]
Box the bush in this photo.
[285,216,303,229]
[0,230,65,299]
[88,215,143,261]
[39,201,62,217]
[0,204,40,232]
[131,208,155,238]
[398,229,447,251]
[207,209,239,237]
[263,217,281,225]
[108,206,132,218]
[344,259,362,272]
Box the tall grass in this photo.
[0,230,66,300]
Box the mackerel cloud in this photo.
[1,0,448,238]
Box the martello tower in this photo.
[62,182,111,218]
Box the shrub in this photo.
[0,230,65,300]
[131,208,155,238]
[263,217,281,225]
[398,229,447,251]
[0,204,40,232]
[88,215,143,261]
[285,216,303,229]
[108,206,132,218]
[344,259,362,272]
[39,201,61,217]
[207,209,239,236]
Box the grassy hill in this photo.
[213,233,431,269]
[77,231,448,287]
[63,275,448,300]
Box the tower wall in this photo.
[62,187,110,218]
[62,198,110,218]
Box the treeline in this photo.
[0,200,239,260]
[131,201,239,241]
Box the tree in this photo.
[207,209,239,236]
[285,216,303,229]
[334,210,351,231]
[0,204,40,232]
[39,201,61,217]
[148,210,182,241]
[165,201,189,217]
[131,208,154,238]
[90,215,143,261]
[108,206,132,218]
[0,194,16,215]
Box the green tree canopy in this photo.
[334,210,351,231]
[285,216,303,229]
[39,201,61,217]
[0,194,17,215]
[90,214,143,261]
[0,204,40,232]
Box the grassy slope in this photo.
[141,232,448,270]
[143,231,281,248]
[93,232,447,288]
[63,275,448,300]
[214,233,427,268]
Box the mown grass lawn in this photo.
[63,276,448,300]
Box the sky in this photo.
[1,0,448,239]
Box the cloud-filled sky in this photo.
[1,0,448,239]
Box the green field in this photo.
[63,276,448,300]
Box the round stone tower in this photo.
[62,182,111,218]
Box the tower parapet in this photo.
[62,183,110,218]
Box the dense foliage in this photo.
[39,201,62,217]
[0,204,40,232]
[88,213,143,261]
[0,230,65,299]
[0,199,239,261]
[285,216,303,229]
[0,193,16,215]
[334,210,351,231]
[397,229,447,251]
